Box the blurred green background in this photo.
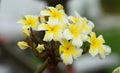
[101,0,120,14]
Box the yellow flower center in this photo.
[52,11,59,18]
[74,18,79,23]
[92,39,99,47]
[50,8,64,19]
[69,24,81,37]
[27,20,33,25]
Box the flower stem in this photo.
[34,57,50,73]
[66,65,76,73]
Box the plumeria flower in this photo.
[69,12,94,34]
[88,32,111,59]
[63,23,88,47]
[112,66,120,73]
[17,4,112,68]
[59,40,83,65]
[17,41,29,50]
[36,44,45,53]
[40,4,68,24]
[18,15,39,29]
[38,23,63,41]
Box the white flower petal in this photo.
[74,11,81,18]
[89,47,98,56]
[38,23,47,31]
[72,38,83,47]
[73,49,83,59]
[47,18,59,26]
[40,10,50,16]
[88,21,95,28]
[47,7,55,11]
[61,53,73,65]
[63,29,73,40]
[97,35,105,43]
[81,34,88,41]
[103,45,111,55]
[43,31,53,41]
[53,30,63,41]
[62,16,69,23]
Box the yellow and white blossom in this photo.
[69,12,94,34]
[36,44,45,53]
[88,32,111,58]
[38,23,63,41]
[63,23,88,47]
[17,41,29,50]
[18,15,38,29]
[112,66,120,73]
[40,4,68,24]
[59,40,83,65]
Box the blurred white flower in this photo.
[112,67,120,73]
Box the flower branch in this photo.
[17,4,111,73]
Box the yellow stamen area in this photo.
[69,24,81,38]
[39,23,63,41]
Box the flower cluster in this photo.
[17,4,111,65]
